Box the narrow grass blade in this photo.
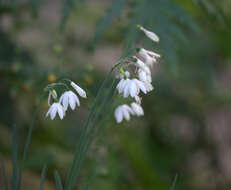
[0,158,9,190]
[60,0,85,30]
[40,165,47,190]
[90,0,127,49]
[54,170,63,190]
[81,172,97,190]
[17,94,45,190]
[11,124,18,190]
[170,174,178,190]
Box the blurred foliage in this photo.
[0,0,231,190]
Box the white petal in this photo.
[134,95,142,104]
[125,71,130,78]
[140,26,160,42]
[69,95,76,110]
[144,82,154,92]
[123,81,130,98]
[50,106,57,120]
[71,82,87,98]
[122,108,130,121]
[46,107,52,118]
[129,81,138,97]
[59,92,69,110]
[57,106,64,119]
[131,103,144,116]
[116,79,125,94]
[123,105,134,115]
[72,93,80,106]
[114,107,123,123]
[134,79,147,94]
[48,92,51,106]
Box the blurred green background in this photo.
[0,0,231,189]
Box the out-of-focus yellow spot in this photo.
[48,74,56,83]
[85,76,93,85]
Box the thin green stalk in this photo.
[69,79,117,186]
[65,62,121,190]
[54,170,64,190]
[81,172,97,190]
[17,94,45,190]
[11,124,18,190]
[170,174,178,190]
[40,165,47,190]
[83,86,116,157]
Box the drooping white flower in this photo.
[114,104,134,123]
[134,95,142,104]
[137,48,160,67]
[133,56,151,75]
[138,26,160,42]
[118,78,148,98]
[116,78,129,94]
[71,82,87,98]
[138,69,152,83]
[143,81,154,92]
[59,91,80,111]
[46,102,65,120]
[131,102,144,116]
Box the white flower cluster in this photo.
[46,81,87,120]
[114,26,161,123]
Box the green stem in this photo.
[17,94,45,190]
[69,79,116,185]
[64,62,121,190]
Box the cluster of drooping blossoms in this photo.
[45,81,87,120]
[114,25,161,123]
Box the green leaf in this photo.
[54,170,64,190]
[11,124,18,190]
[90,0,127,49]
[40,165,47,190]
[60,0,86,30]
[17,94,45,190]
[170,174,178,190]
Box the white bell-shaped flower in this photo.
[133,56,151,75]
[117,78,148,98]
[138,69,152,83]
[114,104,134,123]
[137,48,160,67]
[46,102,65,120]
[131,102,144,116]
[143,81,154,92]
[134,95,142,104]
[59,91,80,111]
[71,82,87,98]
[138,26,159,42]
